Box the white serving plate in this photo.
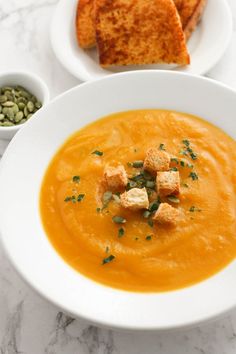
[0,71,236,331]
[51,0,232,81]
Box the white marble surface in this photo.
[0,0,236,353]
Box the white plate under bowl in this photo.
[0,71,236,331]
[51,0,232,81]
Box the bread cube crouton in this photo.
[153,203,179,225]
[144,148,170,173]
[104,165,128,190]
[156,171,180,197]
[120,188,149,210]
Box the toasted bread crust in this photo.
[95,0,190,67]
[153,203,179,225]
[76,0,96,48]
[174,0,207,40]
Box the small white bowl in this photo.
[0,71,50,141]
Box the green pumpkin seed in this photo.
[7,108,15,121]
[0,114,4,121]
[2,121,14,126]
[19,118,27,124]
[2,107,8,115]
[12,104,19,114]
[2,86,13,92]
[0,106,2,114]
[18,102,25,110]
[27,113,33,120]
[2,101,14,107]
[35,101,42,109]
[14,111,24,122]
[27,101,34,112]
[24,106,29,117]
[20,90,31,99]
[0,95,7,103]
[17,97,27,104]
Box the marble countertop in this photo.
[0,0,236,353]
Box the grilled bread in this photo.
[95,0,190,67]
[76,0,96,48]
[174,0,207,39]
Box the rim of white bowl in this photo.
[1,70,236,331]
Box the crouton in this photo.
[153,203,179,225]
[156,171,180,197]
[144,148,170,174]
[76,0,96,48]
[174,0,207,40]
[104,165,128,190]
[95,0,190,67]
[120,188,149,210]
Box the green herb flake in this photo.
[146,180,155,189]
[131,160,144,168]
[118,227,125,238]
[159,143,166,151]
[135,237,139,241]
[146,235,152,241]
[149,201,160,212]
[180,160,185,167]
[96,207,101,213]
[92,150,103,156]
[102,254,115,265]
[182,139,190,147]
[112,216,126,224]
[64,195,76,203]
[167,196,180,203]
[189,206,202,212]
[190,152,197,160]
[148,219,154,228]
[72,175,80,183]
[105,246,109,253]
[77,194,85,202]
[171,158,179,164]
[170,167,178,172]
[183,183,189,188]
[189,172,198,181]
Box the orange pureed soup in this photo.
[40,110,236,292]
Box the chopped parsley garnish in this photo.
[64,195,77,203]
[170,167,178,171]
[112,216,126,224]
[96,207,101,213]
[182,139,190,147]
[189,206,202,212]
[167,196,180,203]
[146,180,155,188]
[148,219,154,228]
[159,143,166,151]
[189,172,198,181]
[180,160,185,167]
[149,200,160,212]
[135,237,139,241]
[77,194,85,202]
[171,158,179,164]
[105,246,109,253]
[118,227,125,238]
[131,160,144,168]
[92,150,103,156]
[183,183,189,188]
[72,175,80,183]
[146,235,152,241]
[102,255,115,265]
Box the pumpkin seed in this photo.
[18,102,25,110]
[12,104,19,114]
[27,101,34,112]
[0,85,42,127]
[14,111,24,122]
[0,95,7,103]
[2,101,14,107]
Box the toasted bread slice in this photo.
[76,0,96,48]
[95,0,190,67]
[174,0,207,40]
